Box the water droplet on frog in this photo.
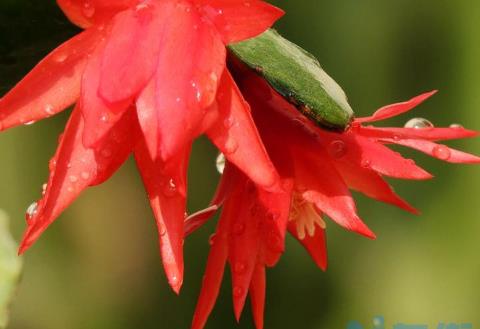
[328,140,347,159]
[26,202,38,220]
[449,123,464,129]
[216,153,225,174]
[432,145,451,160]
[404,118,434,129]
[234,262,246,274]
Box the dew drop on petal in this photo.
[404,118,434,129]
[233,286,243,298]
[44,104,55,116]
[100,113,110,123]
[233,223,245,235]
[82,1,96,18]
[224,139,238,154]
[163,178,177,197]
[53,52,68,63]
[328,140,347,159]
[449,123,464,129]
[223,117,234,128]
[216,153,225,174]
[80,172,90,180]
[41,183,47,195]
[26,202,38,220]
[234,262,246,274]
[432,145,451,160]
[208,233,217,246]
[361,159,371,169]
[24,120,36,126]
[158,223,167,236]
[69,175,78,183]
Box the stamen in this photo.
[289,194,326,240]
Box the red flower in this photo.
[185,71,480,328]
[0,0,284,293]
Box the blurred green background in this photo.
[0,1,479,328]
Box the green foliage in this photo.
[0,211,22,329]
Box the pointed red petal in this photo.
[356,91,437,123]
[19,106,133,253]
[346,134,433,180]
[294,151,376,239]
[57,0,136,28]
[98,2,166,103]
[357,126,479,142]
[151,4,226,160]
[207,72,278,188]
[134,137,191,294]
[196,0,284,44]
[80,39,131,147]
[392,139,480,164]
[288,222,328,271]
[334,161,417,214]
[249,265,266,329]
[0,29,100,131]
[191,219,229,329]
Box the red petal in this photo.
[357,126,479,142]
[392,139,480,164]
[294,151,376,239]
[57,0,136,28]
[80,39,132,147]
[345,134,433,180]
[288,222,327,271]
[356,91,437,123]
[191,219,229,329]
[249,265,266,329]
[196,0,284,44]
[19,106,133,253]
[134,137,191,294]
[207,71,278,188]
[0,29,100,131]
[152,3,226,160]
[334,161,417,214]
[99,2,166,103]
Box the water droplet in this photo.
[82,1,96,18]
[41,183,47,195]
[223,117,234,128]
[69,175,78,183]
[361,159,371,168]
[159,223,166,236]
[224,139,238,154]
[26,202,38,220]
[53,52,68,63]
[208,233,217,246]
[49,159,57,171]
[66,162,72,168]
[267,212,279,221]
[175,97,182,103]
[234,262,246,274]
[404,118,434,129]
[170,275,179,285]
[24,120,36,126]
[328,140,347,159]
[432,145,451,160]
[80,172,90,180]
[244,1,251,7]
[449,123,464,129]
[393,134,400,141]
[100,113,110,123]
[233,286,243,298]
[233,223,245,235]
[163,178,177,197]
[44,104,55,116]
[216,153,225,174]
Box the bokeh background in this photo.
[0,1,479,328]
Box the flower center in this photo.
[289,194,326,240]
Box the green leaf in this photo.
[0,211,23,329]
[229,29,354,130]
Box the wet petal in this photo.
[0,28,100,131]
[357,126,478,142]
[356,91,437,123]
[19,106,134,253]
[99,1,167,103]
[134,137,191,294]
[249,265,266,329]
[392,139,480,164]
[207,72,278,188]
[152,3,226,159]
[196,0,284,44]
[57,0,136,28]
[288,222,327,271]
